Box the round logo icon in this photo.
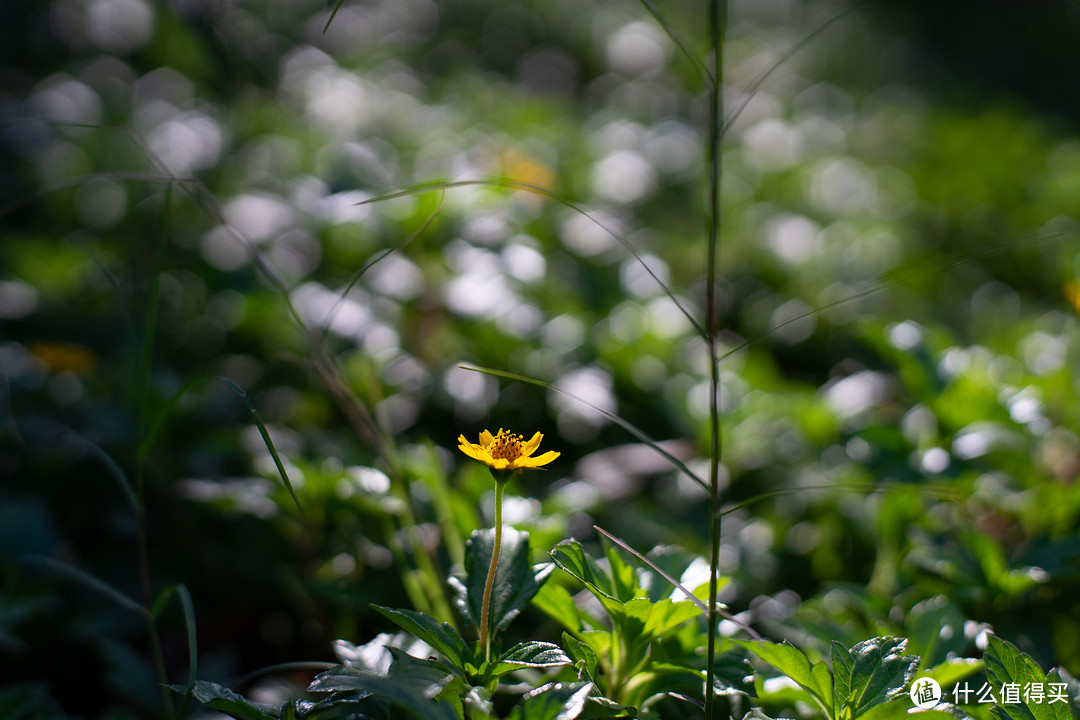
[909,677,943,710]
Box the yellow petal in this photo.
[490,457,510,469]
[521,450,559,467]
[459,443,493,464]
[520,432,543,458]
[479,429,495,446]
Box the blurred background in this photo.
[4,0,1080,716]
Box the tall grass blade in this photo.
[719,483,962,519]
[136,181,172,443]
[153,585,200,719]
[704,1,729,716]
[323,0,347,33]
[139,375,304,514]
[461,364,709,492]
[175,584,198,720]
[593,526,710,616]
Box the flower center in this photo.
[488,431,524,461]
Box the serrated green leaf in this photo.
[832,637,919,720]
[562,632,600,683]
[984,635,1074,720]
[578,693,639,719]
[550,540,617,601]
[737,639,833,719]
[371,605,472,675]
[308,651,459,720]
[179,680,277,720]
[511,682,595,720]
[452,528,553,635]
[485,642,571,680]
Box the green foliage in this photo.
[983,635,1077,720]
[737,639,834,718]
[6,0,1080,717]
[830,638,918,720]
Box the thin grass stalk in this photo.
[705,0,727,718]
[136,181,175,717]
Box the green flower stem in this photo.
[479,475,508,662]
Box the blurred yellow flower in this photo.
[457,428,559,472]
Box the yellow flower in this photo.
[457,428,560,472]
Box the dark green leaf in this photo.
[737,639,833,719]
[371,606,472,675]
[178,680,277,720]
[452,528,553,635]
[308,651,459,720]
[831,637,919,720]
[712,651,758,697]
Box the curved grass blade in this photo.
[461,364,708,492]
[315,189,446,348]
[719,483,962,519]
[360,178,707,341]
[23,556,146,615]
[0,168,188,220]
[228,662,337,690]
[139,375,303,514]
[10,420,140,513]
[155,584,199,720]
[637,0,712,87]
[721,0,873,140]
[323,0,346,33]
[593,525,763,641]
[68,430,141,513]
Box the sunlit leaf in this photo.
[831,637,919,720]
[738,639,833,719]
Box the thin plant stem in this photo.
[705,0,728,718]
[136,182,176,717]
[479,478,507,663]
